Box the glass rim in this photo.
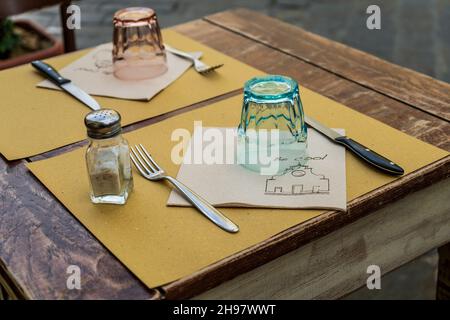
[244,75,299,100]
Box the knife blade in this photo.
[31,60,101,111]
[305,115,404,175]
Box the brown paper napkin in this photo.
[167,127,347,211]
[37,44,202,101]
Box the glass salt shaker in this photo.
[84,109,133,204]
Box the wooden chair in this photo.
[0,0,76,53]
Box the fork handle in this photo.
[165,46,196,62]
[165,176,239,233]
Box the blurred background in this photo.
[11,0,450,83]
[3,0,448,299]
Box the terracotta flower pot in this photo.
[0,19,64,70]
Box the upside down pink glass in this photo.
[113,7,168,80]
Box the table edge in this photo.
[161,155,450,299]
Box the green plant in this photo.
[0,18,20,59]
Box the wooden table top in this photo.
[0,9,449,300]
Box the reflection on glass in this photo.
[237,75,308,174]
[113,7,168,80]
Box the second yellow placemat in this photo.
[0,29,263,160]
[27,92,448,288]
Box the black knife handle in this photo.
[335,136,404,175]
[31,60,71,86]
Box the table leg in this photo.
[437,242,450,300]
[0,282,9,300]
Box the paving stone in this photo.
[393,0,437,78]
[343,0,397,62]
[345,249,438,300]
[436,0,450,82]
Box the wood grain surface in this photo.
[174,19,450,151]
[0,9,448,299]
[205,9,450,122]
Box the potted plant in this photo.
[0,17,63,70]
[0,18,19,59]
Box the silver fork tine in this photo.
[165,46,224,75]
[131,146,153,174]
[135,144,157,172]
[139,144,163,172]
[130,152,149,177]
[200,64,224,75]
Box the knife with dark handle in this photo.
[305,115,404,175]
[31,60,101,111]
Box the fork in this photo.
[130,144,239,233]
[165,45,224,74]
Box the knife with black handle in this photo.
[31,60,101,111]
[305,115,404,175]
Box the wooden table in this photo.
[0,9,449,300]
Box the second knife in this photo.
[31,60,101,111]
[305,115,404,175]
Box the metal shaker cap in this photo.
[84,109,122,139]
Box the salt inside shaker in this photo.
[84,109,133,204]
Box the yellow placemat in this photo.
[0,29,263,160]
[27,92,448,288]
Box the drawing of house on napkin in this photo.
[265,163,330,195]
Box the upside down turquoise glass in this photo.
[237,75,308,173]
